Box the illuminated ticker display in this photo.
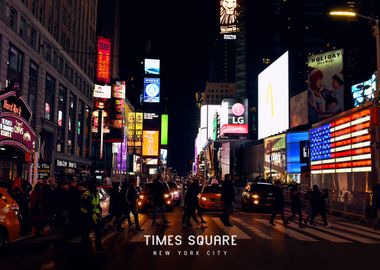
[97,36,111,84]
[310,108,372,174]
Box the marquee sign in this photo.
[310,108,372,174]
[96,36,111,84]
[0,113,36,152]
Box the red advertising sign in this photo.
[0,113,36,152]
[97,36,111,84]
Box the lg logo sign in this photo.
[232,103,245,124]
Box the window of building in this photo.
[30,27,37,49]
[19,16,26,38]
[32,0,37,16]
[57,85,67,152]
[10,7,18,31]
[28,61,38,128]
[44,74,55,121]
[39,7,44,24]
[77,101,84,156]
[68,93,76,155]
[7,45,24,87]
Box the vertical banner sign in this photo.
[307,49,344,124]
[127,113,136,154]
[220,0,238,34]
[135,113,143,155]
[161,114,168,145]
[142,130,159,157]
[97,36,111,84]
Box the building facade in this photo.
[0,0,97,183]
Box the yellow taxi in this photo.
[0,187,21,248]
[198,184,223,211]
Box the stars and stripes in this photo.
[310,108,372,174]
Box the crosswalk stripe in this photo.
[286,222,351,243]
[336,222,380,235]
[129,222,157,243]
[232,218,272,240]
[211,218,251,239]
[256,219,318,241]
[329,223,380,240]
[312,224,379,244]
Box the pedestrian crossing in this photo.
[126,214,380,244]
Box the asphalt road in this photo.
[1,205,379,270]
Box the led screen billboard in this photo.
[96,36,111,84]
[161,114,168,145]
[220,99,248,135]
[144,59,160,75]
[351,73,376,107]
[290,91,308,128]
[258,51,289,140]
[144,78,160,103]
[220,0,238,34]
[310,108,372,174]
[286,132,309,174]
[142,130,159,157]
[307,49,344,123]
[93,84,111,99]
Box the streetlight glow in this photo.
[329,11,357,17]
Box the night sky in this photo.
[119,0,218,175]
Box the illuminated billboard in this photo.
[96,36,111,84]
[310,108,372,174]
[112,81,126,99]
[93,84,111,99]
[258,51,289,140]
[161,114,168,145]
[351,73,377,107]
[220,99,248,135]
[286,132,309,174]
[144,59,160,75]
[201,105,221,139]
[290,91,308,128]
[220,0,238,34]
[142,130,159,157]
[144,78,160,103]
[307,49,344,123]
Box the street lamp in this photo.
[329,10,380,99]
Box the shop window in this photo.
[44,74,55,121]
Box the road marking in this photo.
[313,224,379,244]
[102,231,118,244]
[336,222,380,235]
[256,219,318,242]
[329,223,380,240]
[211,218,251,239]
[286,222,351,243]
[129,222,157,243]
[232,218,272,240]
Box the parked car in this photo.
[198,184,223,211]
[167,181,181,205]
[241,182,275,211]
[137,182,173,212]
[0,187,21,248]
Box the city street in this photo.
[1,205,379,270]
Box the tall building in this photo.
[0,0,97,183]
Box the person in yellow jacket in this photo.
[80,182,103,251]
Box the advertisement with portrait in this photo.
[258,51,289,140]
[220,0,238,34]
[307,49,344,124]
[91,99,110,138]
[220,98,248,136]
[351,73,377,107]
[290,90,308,128]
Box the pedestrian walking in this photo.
[125,176,143,231]
[104,181,122,227]
[304,189,313,225]
[30,182,46,235]
[372,185,380,230]
[309,185,329,226]
[269,180,287,227]
[220,174,234,226]
[286,184,303,227]
[80,182,103,251]
[182,179,200,227]
[151,175,169,226]
[115,181,133,232]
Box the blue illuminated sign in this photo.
[286,131,309,173]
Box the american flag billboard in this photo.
[310,108,372,174]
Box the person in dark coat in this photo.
[115,181,132,232]
[151,175,169,226]
[182,179,201,227]
[30,183,46,235]
[125,176,143,231]
[309,185,328,226]
[304,189,313,225]
[269,180,287,227]
[286,184,303,227]
[220,174,235,226]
